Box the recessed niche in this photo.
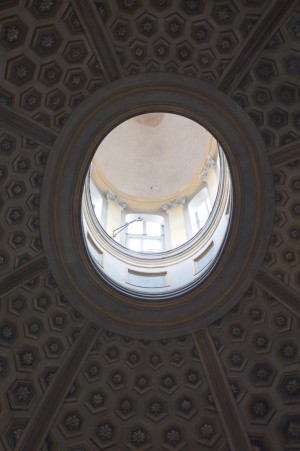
[127,270,168,289]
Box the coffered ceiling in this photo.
[0,1,299,450]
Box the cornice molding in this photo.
[161,196,186,211]
[106,190,127,209]
[199,155,215,182]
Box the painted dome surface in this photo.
[92,113,210,201]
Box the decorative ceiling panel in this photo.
[0,272,85,450]
[264,159,300,293]
[0,0,105,131]
[94,0,269,83]
[0,127,47,276]
[209,284,300,451]
[49,332,229,450]
[231,2,300,149]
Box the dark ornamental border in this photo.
[41,73,274,338]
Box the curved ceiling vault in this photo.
[0,1,299,450]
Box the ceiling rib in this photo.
[269,141,300,168]
[16,322,100,451]
[256,269,300,319]
[0,256,48,296]
[70,0,124,82]
[217,0,299,94]
[193,329,252,451]
[0,103,57,146]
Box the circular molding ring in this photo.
[41,73,274,339]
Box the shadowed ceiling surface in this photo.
[0,1,300,450]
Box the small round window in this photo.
[81,113,232,299]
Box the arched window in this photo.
[188,187,212,235]
[124,214,165,252]
[89,177,103,224]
